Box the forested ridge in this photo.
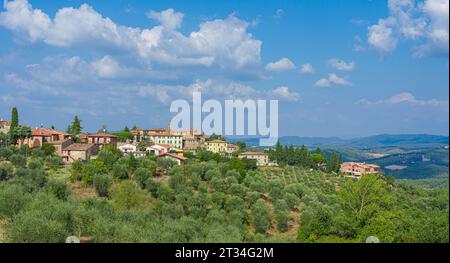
[0,144,448,243]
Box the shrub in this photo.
[168,170,187,192]
[225,196,245,214]
[41,143,56,156]
[0,162,14,181]
[144,178,162,198]
[156,158,177,170]
[0,147,13,160]
[46,180,71,201]
[46,155,62,170]
[9,154,27,168]
[0,183,31,218]
[252,199,271,234]
[27,158,44,170]
[93,174,113,197]
[134,167,152,188]
[70,160,83,182]
[110,180,146,210]
[5,193,77,243]
[274,200,291,232]
[112,163,129,180]
[82,159,108,184]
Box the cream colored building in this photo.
[206,140,227,154]
[0,119,11,134]
[239,151,269,166]
[149,134,183,149]
[226,144,239,154]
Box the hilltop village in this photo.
[0,108,382,178]
[0,108,381,178]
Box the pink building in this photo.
[146,144,170,156]
[339,162,381,177]
[87,133,118,148]
[18,128,71,148]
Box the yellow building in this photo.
[206,140,227,154]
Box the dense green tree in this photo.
[252,199,271,234]
[0,162,14,181]
[67,115,82,135]
[41,143,56,156]
[93,174,113,197]
[134,167,152,188]
[45,180,70,201]
[82,159,108,184]
[0,183,31,218]
[112,163,129,180]
[9,154,27,168]
[8,107,19,145]
[110,180,147,210]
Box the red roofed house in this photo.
[87,133,118,148]
[339,162,381,178]
[160,152,188,165]
[18,127,71,148]
[239,151,269,166]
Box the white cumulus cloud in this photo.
[265,58,295,72]
[146,8,184,30]
[367,0,449,57]
[357,92,449,107]
[315,73,353,87]
[91,56,121,78]
[299,63,315,74]
[0,0,262,70]
[327,59,356,71]
[270,86,300,101]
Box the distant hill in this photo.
[346,134,449,148]
[227,134,449,180]
[228,134,449,148]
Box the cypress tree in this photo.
[8,107,19,145]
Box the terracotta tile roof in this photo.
[341,162,380,169]
[160,153,188,161]
[50,129,70,136]
[31,128,69,137]
[32,128,56,136]
[64,143,96,151]
[87,133,117,138]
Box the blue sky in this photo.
[0,0,448,137]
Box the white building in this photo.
[238,151,270,166]
[146,144,170,156]
[118,143,137,155]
